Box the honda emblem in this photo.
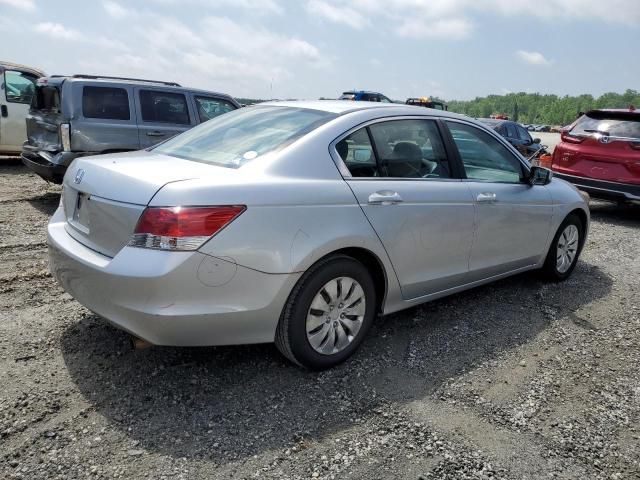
[74,169,85,184]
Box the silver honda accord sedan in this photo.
[48,101,589,369]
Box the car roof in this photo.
[39,75,236,100]
[477,118,506,127]
[342,90,383,95]
[259,100,471,120]
[0,61,45,77]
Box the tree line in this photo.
[445,90,640,126]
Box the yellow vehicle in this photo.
[405,97,447,110]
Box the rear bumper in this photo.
[47,207,299,346]
[552,172,640,203]
[21,147,81,183]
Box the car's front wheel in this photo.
[542,213,584,281]
[275,255,376,369]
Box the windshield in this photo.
[572,112,640,139]
[153,105,337,168]
[339,93,356,100]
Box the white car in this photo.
[0,62,45,155]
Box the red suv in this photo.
[550,108,640,203]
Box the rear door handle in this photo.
[146,131,166,137]
[368,191,403,205]
[476,192,497,203]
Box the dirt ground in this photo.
[1,162,639,480]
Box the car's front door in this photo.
[135,88,195,148]
[0,69,38,153]
[444,120,553,281]
[337,118,475,300]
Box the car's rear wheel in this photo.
[275,255,376,369]
[542,213,584,281]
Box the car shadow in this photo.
[60,261,611,463]
[27,192,60,216]
[589,200,640,228]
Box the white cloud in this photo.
[307,0,640,38]
[148,0,283,15]
[307,0,369,29]
[516,50,552,66]
[34,22,82,40]
[396,17,473,39]
[0,0,36,11]
[102,0,134,19]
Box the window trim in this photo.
[329,115,462,182]
[441,118,532,184]
[4,70,38,104]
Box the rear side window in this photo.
[139,90,190,125]
[505,123,517,139]
[32,85,60,113]
[572,113,640,139]
[82,86,130,120]
[194,96,236,123]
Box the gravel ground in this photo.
[1,163,639,480]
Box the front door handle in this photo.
[368,191,403,205]
[476,192,497,203]
[146,131,166,137]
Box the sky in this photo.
[1,0,639,101]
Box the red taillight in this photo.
[560,129,585,144]
[130,206,245,251]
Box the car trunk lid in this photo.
[62,150,238,257]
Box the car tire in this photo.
[541,213,584,281]
[275,254,376,370]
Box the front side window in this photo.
[194,96,236,123]
[82,86,130,120]
[140,90,190,125]
[4,70,38,104]
[505,123,517,139]
[517,125,532,142]
[446,121,524,183]
[154,105,336,168]
[379,96,393,103]
[337,119,451,179]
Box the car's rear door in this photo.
[444,120,552,281]
[337,117,475,300]
[135,88,196,148]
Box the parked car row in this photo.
[523,124,551,132]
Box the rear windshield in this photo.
[31,85,61,113]
[153,105,337,168]
[573,112,640,139]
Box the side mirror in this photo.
[533,138,541,144]
[529,166,553,186]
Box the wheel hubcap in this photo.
[306,276,366,355]
[556,224,579,273]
